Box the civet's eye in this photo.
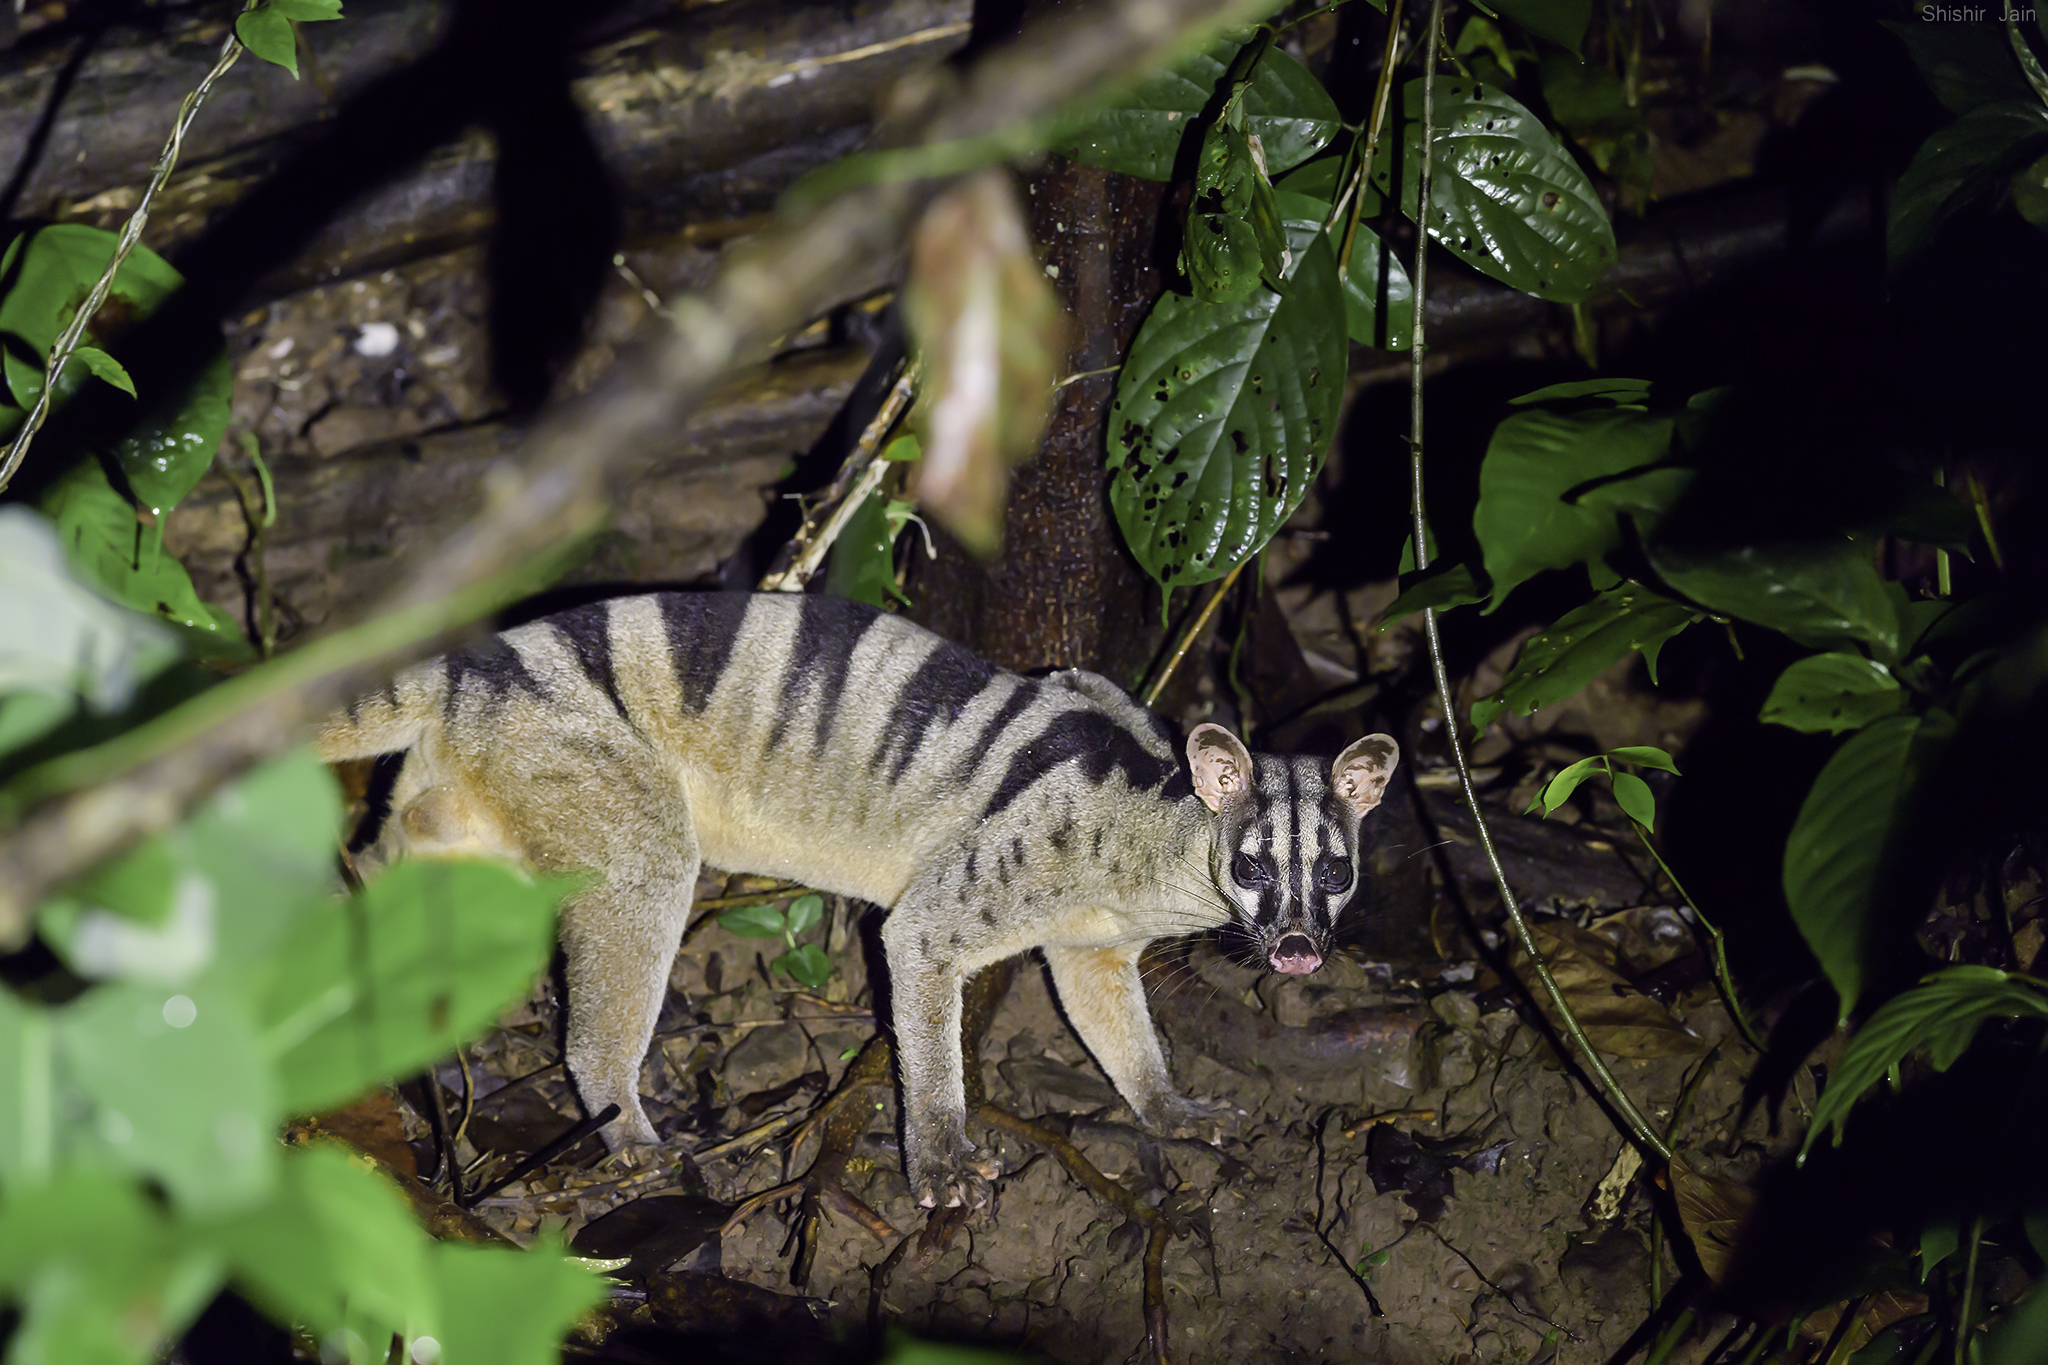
[1231,852,1266,888]
[1316,856,1354,894]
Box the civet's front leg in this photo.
[879,884,993,1210]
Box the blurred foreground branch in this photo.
[0,0,1272,944]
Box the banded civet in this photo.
[318,592,1401,1209]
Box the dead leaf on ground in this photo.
[1668,1157,1756,1286]
[1366,1126,1513,1223]
[1510,920,1704,1058]
[903,168,1066,556]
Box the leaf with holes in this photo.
[1374,78,1615,301]
[1109,192,1346,592]
[1182,122,1286,303]
[1276,186,1414,348]
[1761,654,1906,734]
[1050,38,1341,183]
[1469,582,1698,731]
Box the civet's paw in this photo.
[1143,1092,1240,1145]
[906,1125,995,1212]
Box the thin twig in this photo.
[758,356,921,593]
[1401,0,1666,1162]
[1628,818,1765,1051]
[0,19,247,495]
[0,0,1276,941]
[1140,560,1248,707]
[1333,0,1404,281]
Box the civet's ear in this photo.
[1331,733,1400,817]
[1187,723,1255,814]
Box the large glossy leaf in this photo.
[1056,40,1343,184]
[36,457,248,654]
[1472,400,1675,609]
[1284,187,1415,348]
[1469,582,1698,731]
[264,859,567,1115]
[1784,713,1948,1019]
[1881,20,2035,114]
[1375,78,1616,302]
[1649,539,1899,656]
[1109,193,1347,590]
[1803,966,2048,1158]
[1051,39,1340,183]
[1889,100,2048,271]
[1378,561,1486,628]
[1760,654,1906,734]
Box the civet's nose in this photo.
[1270,934,1322,975]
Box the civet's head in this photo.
[1188,724,1401,976]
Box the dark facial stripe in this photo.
[767,594,878,752]
[981,709,1187,821]
[954,680,1039,785]
[659,592,752,714]
[442,634,542,721]
[1285,761,1304,915]
[551,602,629,723]
[870,639,998,782]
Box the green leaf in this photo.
[205,1143,436,1340]
[824,487,908,609]
[1649,539,1899,655]
[783,892,825,937]
[69,346,135,397]
[1378,561,1487,630]
[36,458,249,653]
[42,753,342,982]
[0,1172,222,1365]
[1473,403,1675,609]
[434,1238,606,1365]
[881,434,922,461]
[1611,770,1656,830]
[1487,0,1592,53]
[1528,756,1601,815]
[774,943,834,990]
[1760,654,1906,734]
[1881,20,2035,115]
[0,225,182,355]
[1468,582,1698,731]
[1987,1285,2048,1365]
[264,860,566,1115]
[272,0,344,19]
[1376,78,1616,302]
[1182,122,1284,302]
[0,986,50,1179]
[1051,39,1340,182]
[1334,217,1413,348]
[1610,745,1678,774]
[718,902,790,938]
[1888,100,2048,271]
[1109,194,1347,590]
[1803,966,2048,1156]
[0,505,176,735]
[1784,714,1947,1019]
[56,980,279,1211]
[107,345,234,519]
[1920,1220,1958,1281]
[1509,377,1652,407]
[236,7,301,76]
[2013,147,2048,226]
